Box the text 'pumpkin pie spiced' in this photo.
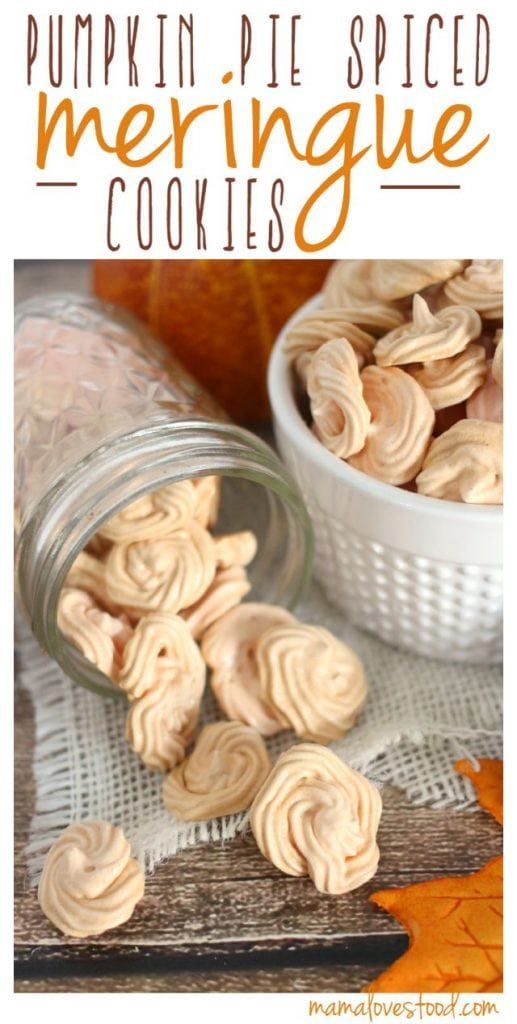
[416,420,503,504]
[348,365,435,485]
[307,338,371,459]
[256,623,367,743]
[250,744,382,895]
[162,720,272,821]
[373,295,481,367]
[38,821,145,938]
[202,603,296,735]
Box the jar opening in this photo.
[17,417,314,698]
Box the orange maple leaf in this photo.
[366,759,503,993]
[455,758,503,825]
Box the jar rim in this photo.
[17,415,314,699]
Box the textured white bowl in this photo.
[268,296,502,664]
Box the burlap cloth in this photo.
[18,581,502,882]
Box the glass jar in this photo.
[15,294,313,698]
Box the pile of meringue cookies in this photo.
[285,259,503,503]
[38,475,381,939]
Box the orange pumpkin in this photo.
[93,260,331,422]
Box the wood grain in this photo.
[14,681,502,992]
[14,964,382,993]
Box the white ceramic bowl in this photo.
[268,296,502,664]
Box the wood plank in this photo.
[14,963,385,993]
[15,683,502,966]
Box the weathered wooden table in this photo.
[14,262,502,992]
[14,683,502,993]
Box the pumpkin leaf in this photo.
[455,758,503,825]
[366,759,503,993]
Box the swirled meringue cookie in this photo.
[213,530,257,569]
[250,744,382,895]
[442,260,503,320]
[38,821,145,937]
[181,566,251,640]
[66,550,119,613]
[492,331,503,388]
[202,603,296,735]
[348,366,435,485]
[323,259,465,306]
[118,611,206,700]
[374,295,481,367]
[406,343,487,410]
[105,521,216,616]
[162,720,272,820]
[256,623,367,743]
[416,419,503,503]
[322,267,407,333]
[307,338,371,459]
[369,260,467,301]
[284,309,375,384]
[58,587,132,679]
[98,482,197,542]
[126,661,201,771]
[466,362,503,423]
[193,475,221,528]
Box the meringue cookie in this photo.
[257,623,367,743]
[374,295,481,367]
[466,362,503,423]
[308,338,371,459]
[442,260,503,320]
[202,603,296,735]
[66,550,118,613]
[126,661,201,771]
[105,522,216,616]
[38,821,145,938]
[213,530,257,569]
[193,475,221,528]
[98,481,197,542]
[407,343,487,410]
[348,366,435,485]
[323,260,465,306]
[492,331,503,389]
[162,720,272,821]
[181,566,251,640]
[284,308,375,384]
[416,419,503,504]
[369,260,467,301]
[58,587,132,679]
[250,744,382,895]
[118,611,206,700]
